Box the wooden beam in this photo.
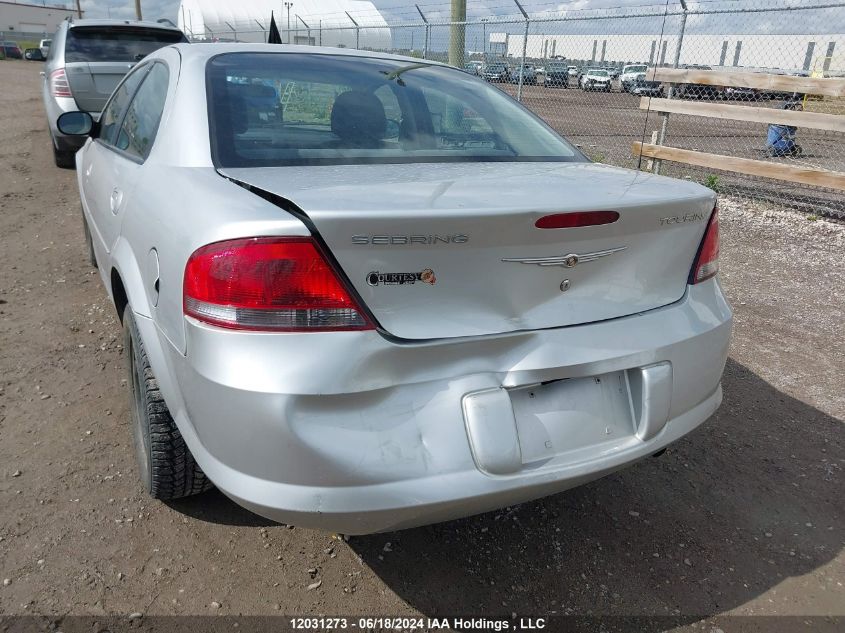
[632,142,845,192]
[645,68,845,98]
[638,97,845,133]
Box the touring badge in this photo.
[367,268,436,286]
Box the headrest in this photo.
[330,90,386,147]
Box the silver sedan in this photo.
[57,44,732,534]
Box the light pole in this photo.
[134,0,142,20]
[284,2,293,44]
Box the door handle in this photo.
[110,187,122,214]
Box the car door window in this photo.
[115,63,169,160]
[99,66,149,146]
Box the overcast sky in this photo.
[75,0,845,34]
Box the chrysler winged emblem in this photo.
[501,246,627,268]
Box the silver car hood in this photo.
[222,161,716,340]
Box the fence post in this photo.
[416,5,429,60]
[512,0,530,101]
[254,20,267,43]
[345,12,360,49]
[654,1,687,174]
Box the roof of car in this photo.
[68,18,184,31]
[170,42,451,67]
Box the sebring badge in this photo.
[502,246,627,268]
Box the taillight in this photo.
[183,237,373,331]
[49,68,72,98]
[690,205,719,284]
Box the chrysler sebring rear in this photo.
[59,44,732,534]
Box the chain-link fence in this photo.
[187,0,845,217]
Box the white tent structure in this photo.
[177,0,391,50]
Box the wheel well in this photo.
[111,268,128,323]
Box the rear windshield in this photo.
[625,65,647,73]
[207,53,584,168]
[590,70,609,76]
[65,27,187,63]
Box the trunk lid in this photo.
[222,162,715,340]
[66,61,136,113]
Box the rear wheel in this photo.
[53,144,75,169]
[124,307,213,499]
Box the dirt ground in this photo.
[0,59,843,627]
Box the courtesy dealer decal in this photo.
[367,268,437,286]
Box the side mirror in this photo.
[24,48,45,61]
[57,111,95,136]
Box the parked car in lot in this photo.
[580,68,612,91]
[724,86,760,101]
[24,48,45,61]
[620,64,649,92]
[510,62,537,85]
[57,44,731,534]
[2,41,23,59]
[42,17,188,168]
[630,73,664,97]
[544,61,569,87]
[40,38,52,57]
[463,60,482,75]
[483,61,510,82]
[674,64,725,100]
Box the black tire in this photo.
[81,209,97,268]
[53,143,75,169]
[124,308,213,500]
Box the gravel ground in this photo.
[0,59,843,627]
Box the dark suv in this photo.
[544,61,569,88]
[42,18,188,167]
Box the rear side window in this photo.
[65,27,186,63]
[99,66,149,145]
[115,63,169,160]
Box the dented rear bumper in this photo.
[153,278,731,534]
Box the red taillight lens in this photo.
[49,68,72,98]
[690,206,720,284]
[535,211,619,229]
[183,237,373,331]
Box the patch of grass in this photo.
[703,174,722,193]
[588,151,606,163]
[802,96,845,116]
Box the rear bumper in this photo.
[149,279,732,534]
